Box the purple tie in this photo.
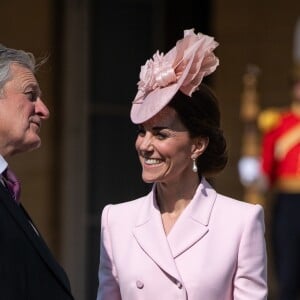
[2,168,21,203]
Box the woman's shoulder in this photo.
[203,192,265,240]
[101,193,151,224]
[105,195,147,211]
[214,192,264,222]
[204,178,263,214]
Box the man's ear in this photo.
[191,137,209,159]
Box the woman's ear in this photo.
[191,137,209,159]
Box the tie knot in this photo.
[2,168,21,203]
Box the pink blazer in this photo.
[97,179,267,300]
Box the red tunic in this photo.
[261,111,300,186]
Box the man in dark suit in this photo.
[0,44,74,299]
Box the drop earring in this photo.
[192,158,198,173]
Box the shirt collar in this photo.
[0,155,8,175]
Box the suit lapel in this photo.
[133,187,182,281]
[133,179,217,277]
[19,205,72,292]
[0,185,71,295]
[167,178,216,258]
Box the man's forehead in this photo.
[10,63,38,85]
[10,62,34,76]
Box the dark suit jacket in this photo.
[0,183,74,300]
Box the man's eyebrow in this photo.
[24,83,41,94]
[25,83,41,91]
[25,83,39,89]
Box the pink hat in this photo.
[130,28,219,124]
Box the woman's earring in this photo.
[192,158,198,173]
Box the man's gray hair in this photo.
[0,44,36,95]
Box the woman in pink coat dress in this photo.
[97,29,268,300]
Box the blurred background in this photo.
[1,0,299,299]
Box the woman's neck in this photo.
[156,175,200,235]
[156,175,200,214]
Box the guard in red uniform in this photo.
[259,72,300,300]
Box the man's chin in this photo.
[17,139,42,154]
[28,140,42,151]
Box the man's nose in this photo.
[35,98,50,119]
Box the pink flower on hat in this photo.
[131,29,219,123]
[136,51,177,100]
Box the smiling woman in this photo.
[96,29,268,300]
[135,106,198,185]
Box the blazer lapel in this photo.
[19,205,72,292]
[166,178,217,258]
[132,187,182,282]
[0,185,71,295]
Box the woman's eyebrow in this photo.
[152,126,168,131]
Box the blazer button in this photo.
[136,280,144,289]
